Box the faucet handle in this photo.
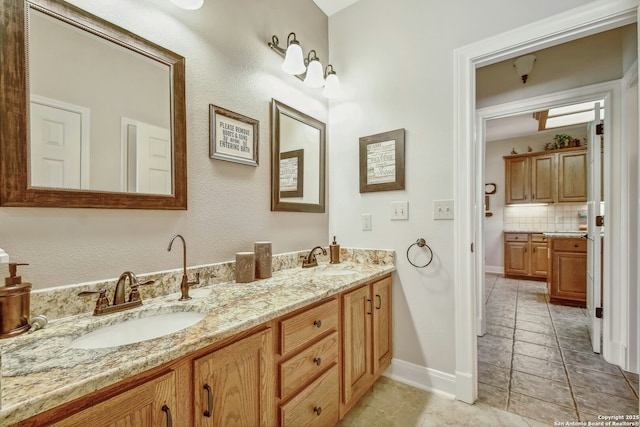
[129,279,155,303]
[78,289,109,314]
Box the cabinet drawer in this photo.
[505,233,529,242]
[279,364,339,427]
[531,234,547,243]
[279,332,338,399]
[552,238,587,252]
[279,299,338,355]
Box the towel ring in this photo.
[406,238,433,268]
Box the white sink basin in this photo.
[69,311,206,349]
[315,268,358,276]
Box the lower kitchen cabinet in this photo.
[342,275,392,416]
[51,371,177,427]
[194,329,274,427]
[504,233,547,279]
[548,237,587,306]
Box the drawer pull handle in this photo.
[375,294,382,310]
[313,357,322,366]
[574,244,579,248]
[314,406,322,416]
[313,320,322,328]
[162,405,173,427]
[203,384,213,418]
[367,299,372,315]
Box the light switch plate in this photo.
[362,213,372,231]
[434,200,454,220]
[390,201,409,220]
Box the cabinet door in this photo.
[342,285,373,408]
[504,241,529,276]
[372,276,392,376]
[558,151,587,202]
[551,251,587,302]
[531,154,555,203]
[531,242,548,278]
[52,371,176,427]
[194,329,273,427]
[505,157,529,204]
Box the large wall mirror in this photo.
[271,100,326,213]
[0,0,187,209]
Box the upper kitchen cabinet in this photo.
[505,152,555,204]
[505,148,586,204]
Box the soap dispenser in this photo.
[0,263,32,338]
[329,236,341,264]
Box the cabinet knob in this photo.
[313,357,322,366]
[574,244,579,248]
[313,320,322,328]
[314,406,322,416]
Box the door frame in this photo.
[452,0,638,403]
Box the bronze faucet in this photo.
[167,234,200,301]
[302,246,327,268]
[79,271,154,316]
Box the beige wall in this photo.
[0,0,329,288]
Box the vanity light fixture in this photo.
[169,0,204,10]
[513,54,536,84]
[303,50,325,88]
[268,32,342,98]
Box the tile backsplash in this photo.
[504,203,588,232]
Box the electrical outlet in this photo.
[390,201,409,220]
[434,200,454,220]
[362,213,372,231]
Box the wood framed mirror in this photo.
[271,100,326,213]
[0,0,187,209]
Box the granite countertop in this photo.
[503,230,587,238]
[0,261,395,425]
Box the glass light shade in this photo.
[282,43,306,75]
[304,59,325,88]
[322,73,342,98]
[170,0,204,10]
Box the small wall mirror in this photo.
[271,100,326,213]
[0,0,187,209]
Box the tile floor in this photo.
[478,273,639,425]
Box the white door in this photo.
[122,119,171,195]
[586,103,603,354]
[30,103,82,189]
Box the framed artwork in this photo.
[359,128,405,193]
[209,104,258,166]
[279,149,304,197]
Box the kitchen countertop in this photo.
[503,230,587,238]
[0,261,395,425]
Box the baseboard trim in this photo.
[485,265,504,275]
[384,358,457,399]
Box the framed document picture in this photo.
[279,149,304,197]
[209,104,258,166]
[359,128,405,193]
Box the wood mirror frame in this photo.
[0,0,187,209]
[271,100,326,213]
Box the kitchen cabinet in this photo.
[277,299,340,427]
[557,150,587,202]
[342,275,392,416]
[504,148,586,204]
[194,329,274,427]
[548,237,587,306]
[51,371,177,427]
[505,153,554,204]
[504,233,547,279]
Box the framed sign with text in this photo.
[359,128,405,193]
[209,104,258,166]
[279,149,304,197]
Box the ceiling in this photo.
[313,0,360,16]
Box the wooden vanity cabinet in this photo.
[548,237,587,306]
[342,275,392,416]
[193,328,274,427]
[50,371,177,427]
[276,298,340,427]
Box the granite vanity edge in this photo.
[0,259,395,425]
